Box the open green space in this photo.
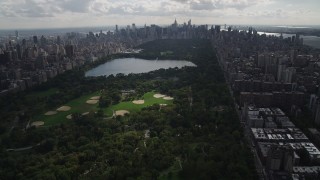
[160,51,173,57]
[104,91,173,116]
[33,91,101,126]
[33,91,173,126]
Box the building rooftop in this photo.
[293,166,320,174]
[251,128,308,142]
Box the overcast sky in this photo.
[0,0,319,29]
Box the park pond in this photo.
[85,58,196,77]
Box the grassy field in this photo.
[33,91,101,126]
[32,91,173,126]
[103,92,173,116]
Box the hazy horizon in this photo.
[1,0,320,29]
[1,24,320,31]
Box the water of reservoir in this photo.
[85,58,196,77]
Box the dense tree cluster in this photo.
[0,39,257,179]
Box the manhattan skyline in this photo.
[0,0,320,29]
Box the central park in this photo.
[0,39,258,179]
[32,91,173,126]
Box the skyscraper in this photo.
[57,36,61,45]
[33,36,38,44]
[115,25,119,33]
[15,30,19,39]
[174,19,178,27]
[215,25,220,33]
[16,44,22,60]
[283,67,296,83]
[132,23,136,31]
[65,45,74,58]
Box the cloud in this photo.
[0,0,314,18]
[0,0,95,18]
[172,0,268,11]
[60,0,94,13]
[0,0,56,17]
[0,0,261,18]
[0,4,17,17]
[0,0,319,28]
[190,1,218,10]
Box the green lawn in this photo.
[103,92,173,116]
[32,91,173,126]
[33,91,101,126]
[160,51,174,56]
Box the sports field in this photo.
[31,91,173,126]
[104,92,173,116]
[33,91,100,126]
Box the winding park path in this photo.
[6,146,33,152]
[6,142,41,152]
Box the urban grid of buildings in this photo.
[213,25,320,179]
[1,20,320,179]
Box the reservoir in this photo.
[85,58,196,77]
